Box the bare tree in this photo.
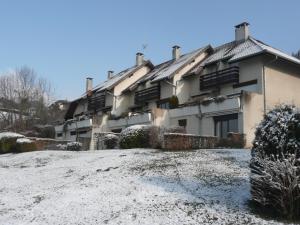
[292,50,300,59]
[0,66,54,131]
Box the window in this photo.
[112,128,122,133]
[57,133,62,137]
[158,102,170,109]
[157,98,170,109]
[178,119,187,128]
[214,114,238,138]
[70,131,76,136]
[78,130,87,134]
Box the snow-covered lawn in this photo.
[0,149,283,225]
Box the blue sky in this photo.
[0,0,299,100]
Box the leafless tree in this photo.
[0,66,54,131]
[292,50,300,59]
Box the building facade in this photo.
[55,22,300,148]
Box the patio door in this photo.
[214,114,238,138]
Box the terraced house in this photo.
[55,22,300,148]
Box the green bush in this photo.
[252,104,300,158]
[15,139,37,153]
[0,132,24,154]
[169,95,179,109]
[0,137,18,154]
[103,133,119,149]
[66,142,82,151]
[119,125,149,149]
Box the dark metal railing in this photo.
[88,91,106,112]
[200,66,239,90]
[134,85,160,105]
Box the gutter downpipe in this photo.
[262,55,278,114]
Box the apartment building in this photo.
[55,22,300,148]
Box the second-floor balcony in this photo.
[200,66,239,90]
[88,91,106,112]
[134,85,160,105]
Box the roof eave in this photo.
[229,50,300,66]
[151,45,212,84]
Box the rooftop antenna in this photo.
[142,44,148,52]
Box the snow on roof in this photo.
[93,61,153,94]
[94,66,136,93]
[201,37,300,66]
[0,132,24,140]
[150,46,211,82]
[77,61,153,98]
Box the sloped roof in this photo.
[122,61,173,93]
[201,37,300,66]
[92,60,153,94]
[122,45,212,93]
[230,38,300,64]
[186,37,300,77]
[150,45,212,83]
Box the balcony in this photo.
[55,118,92,133]
[200,66,239,90]
[201,97,241,116]
[108,112,152,128]
[88,91,106,112]
[134,85,160,105]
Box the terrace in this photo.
[200,66,239,90]
[134,85,160,105]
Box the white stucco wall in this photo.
[73,99,88,116]
[160,80,173,99]
[265,61,300,109]
[112,66,151,116]
[175,52,208,104]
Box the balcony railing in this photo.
[200,66,239,90]
[134,85,160,105]
[88,91,106,112]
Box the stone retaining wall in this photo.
[163,133,218,150]
[28,137,71,150]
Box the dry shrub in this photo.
[250,105,300,220]
[250,154,300,219]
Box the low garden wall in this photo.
[163,133,218,150]
[28,137,71,150]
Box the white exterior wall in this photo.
[242,92,264,147]
[55,119,93,142]
[73,100,88,116]
[199,117,215,136]
[169,105,200,134]
[105,94,114,108]
[239,57,263,93]
[112,66,151,116]
[160,80,173,99]
[265,62,300,109]
[175,53,208,104]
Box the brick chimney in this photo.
[136,52,144,66]
[86,77,93,93]
[172,45,181,60]
[235,22,250,41]
[107,70,114,79]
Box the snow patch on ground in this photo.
[0,132,24,140]
[0,149,285,225]
[16,138,33,144]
